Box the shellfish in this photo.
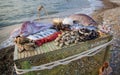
[55,28,99,47]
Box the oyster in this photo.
[59,43,64,47]
[55,28,99,47]
[23,43,36,51]
[14,36,36,52]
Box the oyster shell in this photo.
[55,28,99,47]
[23,43,36,51]
[59,43,64,47]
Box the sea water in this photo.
[0,0,103,49]
[0,0,102,27]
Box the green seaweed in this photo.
[21,61,34,75]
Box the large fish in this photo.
[69,14,98,26]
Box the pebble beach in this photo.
[0,0,120,75]
[93,0,120,74]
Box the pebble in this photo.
[110,47,120,75]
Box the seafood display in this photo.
[14,26,99,51]
[13,14,106,52]
[55,28,99,47]
[14,29,60,52]
[52,16,98,31]
[14,36,36,52]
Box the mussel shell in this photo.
[79,30,84,34]
[71,32,75,36]
[24,46,34,51]
[66,36,70,40]
[54,42,59,46]
[65,33,70,36]
[59,43,64,47]
[84,33,90,36]
[70,39,74,43]
[17,44,24,52]
[24,43,35,50]
[56,28,99,47]
[74,40,78,44]
[64,41,70,45]
[55,37,60,42]
[62,32,66,35]
[67,40,71,44]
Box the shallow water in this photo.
[0,0,90,27]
